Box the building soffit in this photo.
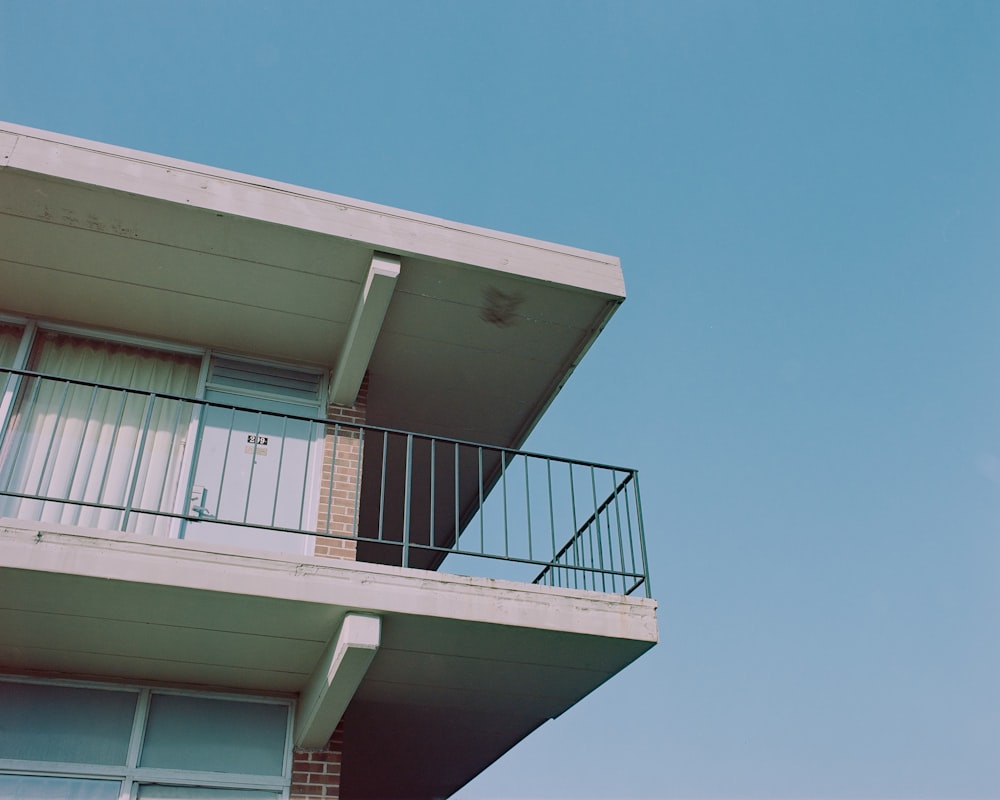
[0,121,624,448]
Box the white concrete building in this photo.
[0,122,657,800]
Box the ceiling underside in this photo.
[0,165,622,450]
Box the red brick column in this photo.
[291,723,344,799]
[314,376,368,561]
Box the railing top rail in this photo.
[0,366,640,475]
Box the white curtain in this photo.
[0,333,199,535]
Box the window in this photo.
[0,775,120,799]
[0,323,24,367]
[0,332,200,534]
[0,678,293,798]
[140,694,288,776]
[135,788,280,799]
[0,682,137,765]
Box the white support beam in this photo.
[295,612,382,749]
[330,251,400,406]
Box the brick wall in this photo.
[291,381,366,798]
[291,722,345,799]
[313,375,368,561]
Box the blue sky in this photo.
[3,1,999,798]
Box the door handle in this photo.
[189,485,216,519]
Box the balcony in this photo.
[0,366,650,597]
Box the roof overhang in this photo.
[0,121,624,447]
[0,520,656,799]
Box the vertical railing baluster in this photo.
[64,384,100,507]
[352,427,364,540]
[605,507,616,594]
[378,432,388,542]
[585,527,594,592]
[501,450,509,558]
[590,465,606,592]
[478,446,484,554]
[212,407,237,525]
[242,411,264,524]
[612,470,627,595]
[35,380,72,502]
[546,459,556,587]
[622,479,638,586]
[152,397,187,518]
[568,462,579,590]
[270,415,289,527]
[325,423,340,535]
[632,473,651,597]
[429,438,436,548]
[524,456,532,563]
[97,390,130,517]
[453,442,460,552]
[402,433,413,568]
[121,392,157,532]
[297,419,313,532]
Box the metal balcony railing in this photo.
[0,368,650,597]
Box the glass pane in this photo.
[140,694,288,776]
[209,357,322,403]
[0,682,137,765]
[137,787,280,799]
[0,775,120,799]
[0,323,24,367]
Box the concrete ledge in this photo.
[0,519,657,643]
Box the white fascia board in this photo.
[0,121,625,299]
[295,613,381,748]
[330,252,399,406]
[0,522,657,644]
[0,130,17,165]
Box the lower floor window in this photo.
[135,788,280,799]
[0,780,281,799]
[0,775,120,799]
[0,678,292,799]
